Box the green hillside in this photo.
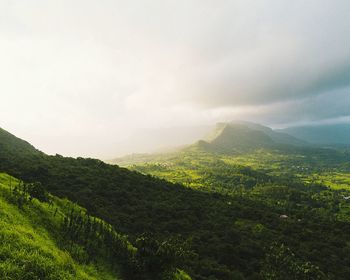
[2,126,350,279]
[0,128,39,154]
[0,173,118,280]
[0,128,193,279]
[113,124,350,279]
[0,172,192,280]
[114,122,350,192]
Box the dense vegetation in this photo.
[0,173,192,280]
[1,126,350,279]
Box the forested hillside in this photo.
[0,172,192,280]
[113,123,350,279]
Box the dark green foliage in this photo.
[27,182,49,202]
[4,176,193,280]
[6,176,192,279]
[58,204,137,276]
[133,234,193,279]
[9,181,49,207]
[261,243,326,280]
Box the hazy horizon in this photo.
[1,1,350,158]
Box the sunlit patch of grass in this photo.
[0,173,119,280]
[308,172,350,190]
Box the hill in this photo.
[279,123,350,145]
[0,127,39,154]
[2,126,350,279]
[0,128,193,279]
[0,173,119,280]
[201,122,307,153]
[110,122,307,165]
[111,124,350,279]
[111,122,308,165]
[233,121,308,146]
[0,172,193,280]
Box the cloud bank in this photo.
[1,0,350,157]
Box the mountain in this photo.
[206,122,274,149]
[279,123,350,145]
[194,121,307,153]
[110,124,350,279]
[110,122,308,164]
[2,126,350,279]
[234,121,308,146]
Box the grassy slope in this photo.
[0,173,119,280]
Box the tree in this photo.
[27,182,49,202]
[261,243,326,280]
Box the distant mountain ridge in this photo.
[111,121,309,163]
[192,121,307,153]
[279,123,350,145]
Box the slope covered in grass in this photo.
[0,173,119,280]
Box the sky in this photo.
[1,0,350,158]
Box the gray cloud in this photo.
[1,0,350,157]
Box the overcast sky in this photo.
[1,0,350,158]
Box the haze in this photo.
[1,0,350,158]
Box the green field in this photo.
[124,146,350,191]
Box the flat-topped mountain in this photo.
[194,121,307,153]
[111,121,308,164]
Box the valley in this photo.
[1,123,349,279]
